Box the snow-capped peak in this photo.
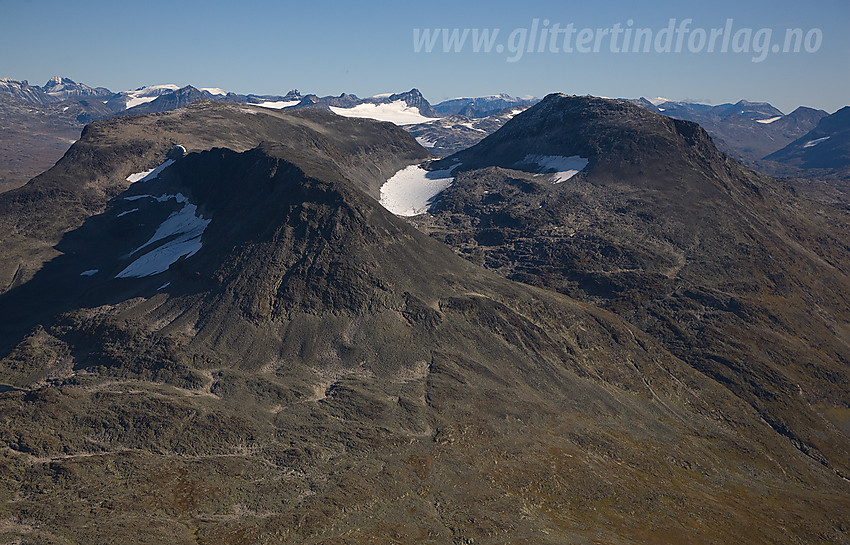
[647,97,671,106]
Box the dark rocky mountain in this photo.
[296,91,360,108]
[434,93,538,118]
[634,98,828,166]
[106,85,303,113]
[387,88,440,118]
[243,88,303,104]
[404,105,532,156]
[0,100,428,296]
[295,88,439,118]
[419,94,850,487]
[720,99,785,120]
[766,106,850,171]
[121,85,220,115]
[1,99,848,544]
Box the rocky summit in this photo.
[0,97,848,544]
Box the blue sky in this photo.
[1,0,847,113]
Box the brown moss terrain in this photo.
[0,101,847,544]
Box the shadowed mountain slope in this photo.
[0,100,429,295]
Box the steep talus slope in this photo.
[0,100,429,295]
[421,94,850,480]
[0,109,847,543]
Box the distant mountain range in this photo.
[631,97,829,168]
[1,76,848,190]
[0,76,112,104]
[765,106,850,172]
[432,93,539,118]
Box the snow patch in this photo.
[251,100,301,109]
[380,163,461,216]
[756,116,782,124]
[126,159,174,183]
[201,87,227,96]
[415,136,436,148]
[80,269,98,277]
[521,155,589,183]
[648,97,671,106]
[803,136,830,148]
[116,193,210,278]
[121,84,180,110]
[133,84,179,93]
[329,101,436,125]
[125,96,158,109]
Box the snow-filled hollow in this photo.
[115,193,210,278]
[125,96,158,109]
[251,100,301,109]
[379,163,461,216]
[521,155,589,183]
[329,101,437,125]
[126,159,174,183]
[756,116,782,124]
[803,136,831,148]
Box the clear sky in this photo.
[1,0,847,113]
